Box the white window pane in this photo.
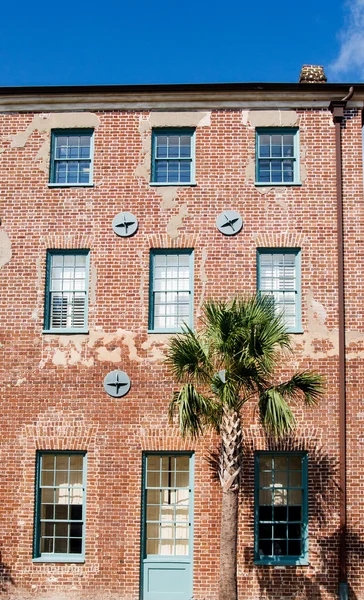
[160,541,174,555]
[147,539,159,555]
[154,317,166,329]
[147,471,160,487]
[176,507,189,521]
[175,540,189,555]
[167,255,178,266]
[166,316,177,327]
[154,255,166,266]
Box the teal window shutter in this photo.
[149,249,194,332]
[50,130,94,186]
[257,248,302,333]
[256,128,300,185]
[44,250,90,333]
[33,451,87,563]
[254,452,308,565]
[151,129,195,184]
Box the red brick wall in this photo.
[0,104,363,599]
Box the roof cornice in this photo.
[1,82,364,112]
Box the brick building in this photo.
[1,66,364,599]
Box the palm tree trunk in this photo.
[218,406,242,600]
[219,488,238,600]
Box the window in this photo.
[255,452,308,565]
[143,453,193,557]
[44,250,89,333]
[257,249,302,333]
[149,250,193,332]
[50,130,94,185]
[256,129,299,184]
[151,129,195,184]
[33,452,86,562]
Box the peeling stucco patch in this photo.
[167,203,188,239]
[159,187,179,209]
[90,263,97,305]
[96,346,121,363]
[0,230,12,268]
[135,111,211,236]
[293,291,339,359]
[243,109,306,194]
[300,145,308,183]
[197,247,208,317]
[3,112,100,173]
[137,250,147,324]
[242,109,299,128]
[142,335,169,362]
[53,348,68,366]
[44,327,171,368]
[296,292,364,360]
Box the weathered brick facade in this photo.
[1,81,364,599]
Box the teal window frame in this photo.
[49,129,94,187]
[151,128,196,185]
[141,452,194,560]
[257,248,302,333]
[33,451,87,563]
[255,128,300,186]
[148,249,194,333]
[254,451,308,566]
[43,249,90,334]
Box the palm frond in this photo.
[168,383,220,438]
[275,371,325,406]
[211,371,240,410]
[234,295,292,374]
[165,326,212,383]
[258,388,296,437]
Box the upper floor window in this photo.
[256,129,299,185]
[255,452,308,565]
[257,249,302,333]
[151,129,195,185]
[49,130,94,186]
[44,250,89,333]
[33,452,87,563]
[149,250,193,332]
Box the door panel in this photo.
[142,454,193,600]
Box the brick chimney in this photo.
[299,65,327,83]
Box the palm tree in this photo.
[166,295,324,600]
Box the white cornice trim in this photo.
[0,91,363,112]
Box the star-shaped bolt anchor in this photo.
[220,213,239,232]
[103,370,131,398]
[216,210,243,236]
[112,211,138,237]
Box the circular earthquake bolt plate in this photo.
[112,211,138,237]
[103,370,131,398]
[216,210,243,236]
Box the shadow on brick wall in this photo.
[0,551,14,593]
[207,435,364,599]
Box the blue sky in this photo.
[0,0,362,86]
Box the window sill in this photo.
[255,558,309,566]
[43,329,89,335]
[254,182,302,187]
[33,556,85,563]
[48,183,94,188]
[148,328,185,334]
[150,182,197,187]
[286,329,304,334]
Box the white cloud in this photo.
[329,0,364,80]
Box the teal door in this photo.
[141,453,193,600]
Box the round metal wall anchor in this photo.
[103,370,131,398]
[112,212,138,237]
[216,210,243,236]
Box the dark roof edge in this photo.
[0,82,363,96]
